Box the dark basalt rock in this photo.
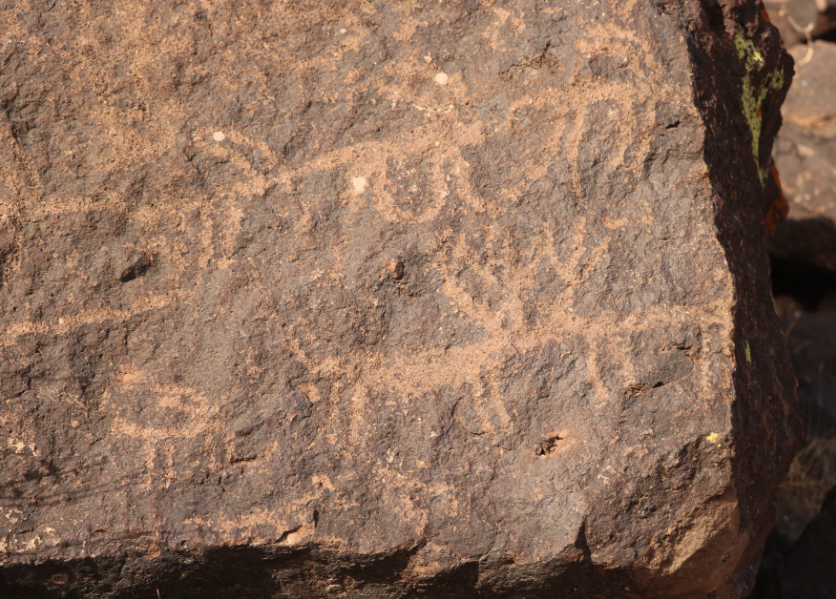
[0,1,799,598]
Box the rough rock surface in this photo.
[0,1,800,598]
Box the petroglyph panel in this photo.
[0,1,799,598]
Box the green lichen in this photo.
[734,32,784,184]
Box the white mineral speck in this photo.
[213,131,226,142]
[352,177,367,194]
[434,72,449,85]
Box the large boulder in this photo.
[0,1,800,598]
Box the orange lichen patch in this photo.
[761,8,771,23]
[764,164,789,237]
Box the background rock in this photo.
[0,1,799,598]
[768,312,836,547]
[773,484,836,599]
[765,0,822,48]
[770,41,836,296]
[754,483,836,598]
[755,31,836,599]
[764,1,836,46]
[770,41,836,271]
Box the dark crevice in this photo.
[701,0,727,35]
[769,217,836,312]
[770,254,836,312]
[275,525,304,545]
[534,435,562,457]
[228,453,258,465]
[500,41,554,78]
[119,252,153,283]
[574,519,592,562]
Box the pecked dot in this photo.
[434,72,449,86]
[351,177,367,194]
[213,131,226,142]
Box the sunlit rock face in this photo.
[0,1,799,598]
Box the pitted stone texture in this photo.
[0,1,799,598]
